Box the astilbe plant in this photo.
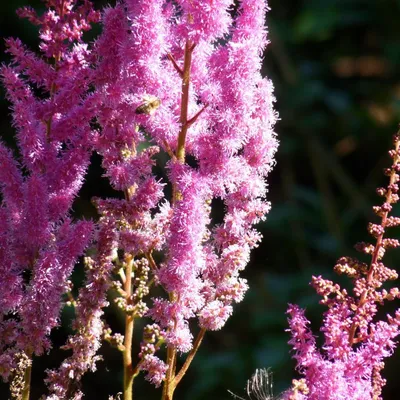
[0,1,100,399]
[0,0,278,399]
[285,133,400,400]
[89,0,277,399]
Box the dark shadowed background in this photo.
[2,0,400,399]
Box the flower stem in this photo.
[173,328,206,387]
[348,134,400,345]
[161,329,206,400]
[162,346,177,400]
[162,40,201,400]
[176,40,194,164]
[21,360,32,400]
[123,254,134,400]
[162,40,194,400]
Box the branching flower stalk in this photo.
[91,1,277,399]
[162,38,203,400]
[348,137,400,346]
[285,132,400,400]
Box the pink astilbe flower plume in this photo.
[0,0,99,392]
[45,219,118,399]
[93,0,277,394]
[285,133,400,400]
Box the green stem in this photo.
[173,328,206,387]
[21,360,32,400]
[162,346,177,400]
[123,255,134,400]
[162,329,206,400]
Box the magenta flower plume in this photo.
[285,134,400,400]
[46,220,118,399]
[0,0,99,379]
[94,0,277,372]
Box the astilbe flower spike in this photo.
[45,219,118,400]
[0,0,99,398]
[285,133,400,400]
[91,0,278,398]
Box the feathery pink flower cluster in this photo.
[93,0,277,371]
[45,220,118,400]
[285,134,400,400]
[0,0,99,384]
